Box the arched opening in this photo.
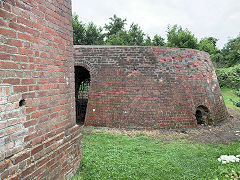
[195,105,210,125]
[75,66,90,125]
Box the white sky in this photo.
[72,0,240,48]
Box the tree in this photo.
[105,30,129,45]
[72,13,104,45]
[73,14,167,47]
[152,35,165,46]
[72,13,86,45]
[106,23,146,46]
[221,34,240,67]
[144,36,152,46]
[104,14,127,38]
[85,22,104,45]
[127,23,145,46]
[166,25,198,49]
[198,37,224,66]
[198,37,218,55]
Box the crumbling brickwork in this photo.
[74,46,228,129]
[0,0,82,179]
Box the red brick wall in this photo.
[74,46,228,129]
[0,0,82,179]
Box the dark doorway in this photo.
[75,66,90,125]
[195,105,210,125]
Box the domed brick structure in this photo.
[74,46,228,129]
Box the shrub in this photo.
[233,100,240,107]
[230,99,240,107]
[235,89,240,97]
[216,64,240,89]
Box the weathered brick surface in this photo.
[74,46,228,129]
[0,0,82,179]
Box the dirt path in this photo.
[82,108,240,144]
[185,108,240,144]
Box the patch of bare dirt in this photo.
[186,108,240,144]
[82,108,240,144]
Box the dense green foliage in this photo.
[71,133,240,180]
[198,37,224,66]
[234,101,240,107]
[236,89,240,97]
[105,23,146,46]
[198,37,218,54]
[73,14,165,47]
[221,35,240,67]
[104,14,126,38]
[72,13,104,45]
[216,64,240,89]
[72,14,85,45]
[166,25,198,49]
[152,34,165,46]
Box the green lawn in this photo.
[71,88,240,179]
[221,88,240,110]
[72,133,240,180]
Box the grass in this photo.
[221,88,240,109]
[71,133,240,180]
[70,88,240,179]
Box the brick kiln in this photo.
[74,46,228,129]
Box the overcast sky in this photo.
[72,0,240,48]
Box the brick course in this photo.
[74,46,228,129]
[0,0,82,179]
